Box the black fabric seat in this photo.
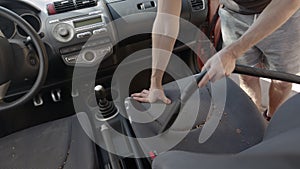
[0,112,98,169]
[126,77,266,155]
[152,94,300,169]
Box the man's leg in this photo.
[256,10,300,117]
[239,75,263,112]
[219,8,263,111]
[268,80,292,116]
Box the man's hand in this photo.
[131,88,171,104]
[198,47,237,87]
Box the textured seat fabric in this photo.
[152,149,300,169]
[152,94,300,169]
[263,94,300,140]
[126,76,265,154]
[0,113,98,169]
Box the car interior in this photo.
[0,0,299,169]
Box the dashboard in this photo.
[0,0,208,92]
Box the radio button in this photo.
[89,10,102,15]
[93,28,107,35]
[77,32,92,39]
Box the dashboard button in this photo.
[49,19,59,24]
[65,55,78,63]
[77,32,92,39]
[89,10,102,15]
[93,28,107,35]
[84,51,95,62]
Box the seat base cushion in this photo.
[0,113,97,169]
[153,94,300,169]
[127,77,266,154]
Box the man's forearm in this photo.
[228,0,300,59]
[151,34,178,88]
[150,0,182,89]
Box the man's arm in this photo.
[199,0,300,87]
[132,0,182,103]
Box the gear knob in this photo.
[94,85,118,121]
[94,85,106,101]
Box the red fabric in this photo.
[149,151,157,160]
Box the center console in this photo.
[45,1,116,67]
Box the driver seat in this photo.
[126,76,266,154]
[0,112,98,169]
[152,93,300,169]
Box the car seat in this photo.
[152,93,300,169]
[125,75,266,155]
[0,112,98,169]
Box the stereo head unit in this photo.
[46,8,115,67]
[50,11,106,43]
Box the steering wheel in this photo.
[0,6,48,111]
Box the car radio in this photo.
[47,10,114,67]
[50,11,107,43]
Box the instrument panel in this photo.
[0,17,15,38]
[0,12,41,39]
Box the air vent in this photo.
[54,0,76,13]
[76,0,97,9]
[105,0,124,3]
[47,0,98,15]
[190,0,204,11]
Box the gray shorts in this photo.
[219,7,300,74]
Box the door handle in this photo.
[137,1,156,10]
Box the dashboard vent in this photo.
[190,0,204,11]
[105,0,124,3]
[47,0,98,15]
[54,0,76,13]
[76,0,97,9]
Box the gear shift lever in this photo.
[94,85,118,121]
[95,85,106,101]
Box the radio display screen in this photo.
[74,17,102,28]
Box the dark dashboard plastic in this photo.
[0,0,208,95]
